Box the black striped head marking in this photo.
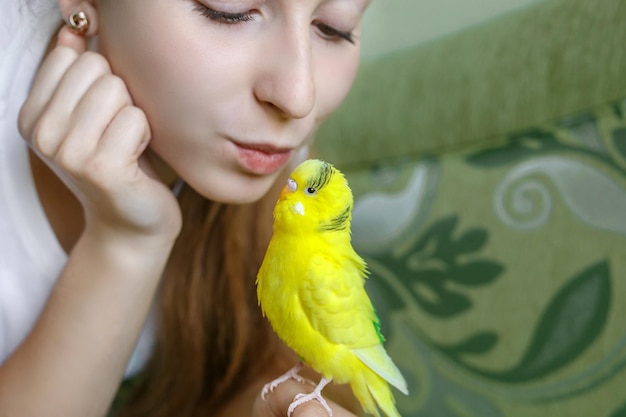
[280,159,354,233]
[320,204,352,232]
[305,160,334,193]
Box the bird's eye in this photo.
[287,178,297,192]
[305,187,317,195]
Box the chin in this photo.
[184,170,281,205]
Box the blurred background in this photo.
[360,0,541,58]
[315,1,626,416]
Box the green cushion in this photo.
[315,0,626,170]
[110,0,626,415]
[349,102,626,417]
[313,0,626,416]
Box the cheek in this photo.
[315,49,361,121]
[97,3,245,140]
[97,6,188,131]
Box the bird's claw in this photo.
[261,363,315,401]
[261,364,334,417]
[288,391,333,417]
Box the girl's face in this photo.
[96,0,369,203]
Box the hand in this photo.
[253,379,360,417]
[18,26,182,243]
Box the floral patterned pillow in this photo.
[347,100,626,417]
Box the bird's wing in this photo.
[353,345,409,395]
[299,252,382,349]
[299,251,409,394]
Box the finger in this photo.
[18,23,88,139]
[47,51,112,122]
[56,25,87,53]
[33,52,112,156]
[96,105,151,171]
[290,399,337,417]
[18,46,80,140]
[261,380,355,417]
[54,74,133,169]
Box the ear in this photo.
[57,0,99,36]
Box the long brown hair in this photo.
[117,179,282,416]
[30,11,292,416]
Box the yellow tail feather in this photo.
[351,367,402,417]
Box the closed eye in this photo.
[314,21,355,44]
[193,3,255,24]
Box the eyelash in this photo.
[314,21,355,44]
[193,3,255,23]
[193,3,355,44]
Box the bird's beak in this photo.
[280,177,297,201]
[279,185,291,201]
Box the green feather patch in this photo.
[373,314,385,344]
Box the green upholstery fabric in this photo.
[313,0,626,416]
[316,0,626,170]
[110,0,626,415]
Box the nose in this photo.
[254,26,316,120]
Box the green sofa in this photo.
[314,0,626,415]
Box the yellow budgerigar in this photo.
[256,159,408,417]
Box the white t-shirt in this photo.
[0,0,155,377]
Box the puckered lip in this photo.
[230,139,294,155]
[229,138,295,175]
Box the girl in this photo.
[0,0,370,416]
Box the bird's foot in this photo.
[288,377,333,417]
[261,363,315,400]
